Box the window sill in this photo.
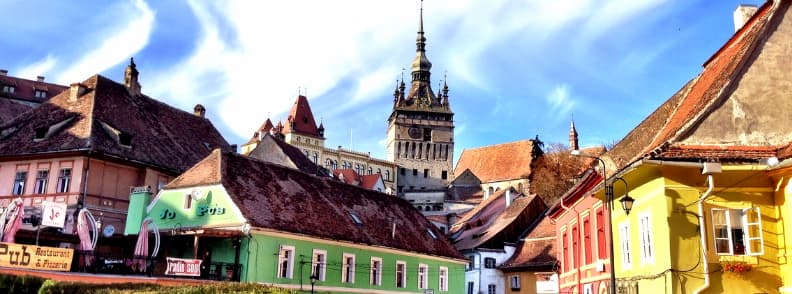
[718,255,758,265]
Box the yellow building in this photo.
[583,1,792,293]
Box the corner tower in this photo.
[386,0,454,196]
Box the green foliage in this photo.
[0,273,47,294]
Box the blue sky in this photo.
[0,0,764,161]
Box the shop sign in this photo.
[0,242,73,271]
[197,205,225,216]
[41,201,67,228]
[165,257,202,277]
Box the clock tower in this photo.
[386,1,454,197]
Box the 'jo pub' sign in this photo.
[159,205,226,220]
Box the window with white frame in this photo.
[510,274,521,290]
[619,222,631,269]
[312,249,326,281]
[712,207,763,255]
[488,284,496,294]
[34,170,48,194]
[484,257,496,268]
[56,168,71,193]
[639,213,654,263]
[370,257,382,286]
[396,261,407,288]
[418,263,428,289]
[439,266,448,291]
[467,282,475,294]
[277,246,295,279]
[342,253,355,283]
[12,171,27,195]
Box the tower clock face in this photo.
[408,127,422,139]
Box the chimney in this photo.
[734,4,758,32]
[194,104,206,118]
[37,76,45,82]
[0,69,7,76]
[69,83,86,102]
[505,189,512,207]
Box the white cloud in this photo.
[17,55,57,80]
[55,0,155,84]
[546,84,576,119]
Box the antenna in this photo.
[401,68,405,82]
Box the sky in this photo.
[0,0,765,162]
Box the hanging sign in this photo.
[165,257,202,277]
[41,201,67,228]
[0,242,73,271]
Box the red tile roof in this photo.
[168,149,464,260]
[0,75,231,173]
[0,72,68,104]
[360,174,383,190]
[454,139,538,183]
[606,1,787,170]
[281,95,322,138]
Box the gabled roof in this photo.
[360,174,384,190]
[0,75,230,173]
[247,133,326,176]
[334,169,361,185]
[258,118,274,135]
[281,95,322,138]
[498,216,557,271]
[452,191,547,250]
[606,1,792,170]
[167,149,464,260]
[0,72,68,104]
[454,139,538,183]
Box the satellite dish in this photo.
[191,189,205,202]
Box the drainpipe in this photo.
[693,162,720,294]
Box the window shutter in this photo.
[744,207,764,255]
[711,208,733,255]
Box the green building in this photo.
[126,149,465,293]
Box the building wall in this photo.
[482,179,530,197]
[386,113,454,195]
[501,271,558,294]
[242,231,465,294]
[464,247,516,294]
[772,168,792,293]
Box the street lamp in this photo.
[571,150,634,294]
[310,274,318,294]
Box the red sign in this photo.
[165,257,202,277]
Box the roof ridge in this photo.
[461,139,534,152]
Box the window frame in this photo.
[342,253,356,283]
[418,263,428,289]
[12,171,27,195]
[484,257,496,268]
[370,257,382,286]
[711,207,764,256]
[510,274,521,290]
[277,245,295,279]
[396,261,407,288]
[439,266,449,291]
[638,212,654,264]
[311,249,327,281]
[34,169,48,194]
[488,284,496,294]
[619,222,631,269]
[56,168,71,193]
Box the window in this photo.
[34,90,47,98]
[466,256,474,271]
[596,207,606,260]
[400,168,405,175]
[424,169,429,178]
[385,170,390,181]
[441,170,447,180]
[396,261,406,288]
[484,257,496,268]
[56,168,71,193]
[572,224,579,268]
[325,159,332,169]
[413,169,417,176]
[2,85,15,93]
[342,253,355,283]
[34,170,48,194]
[277,246,295,279]
[439,266,448,291]
[712,207,763,255]
[619,222,631,269]
[488,284,496,294]
[368,167,373,175]
[583,216,592,265]
[467,282,475,294]
[418,264,428,289]
[639,213,654,263]
[312,250,326,281]
[510,275,521,291]
[312,153,318,164]
[562,230,569,272]
[423,128,431,141]
[370,257,382,286]
[12,171,27,195]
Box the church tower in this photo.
[386,1,454,196]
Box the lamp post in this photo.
[571,150,635,294]
[310,274,318,294]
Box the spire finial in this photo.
[419,0,424,34]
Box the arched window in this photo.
[487,187,494,197]
[368,167,373,175]
[332,160,338,170]
[312,153,318,164]
[518,183,524,194]
[325,159,332,169]
[377,168,382,174]
[385,170,390,181]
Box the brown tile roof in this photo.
[0,72,68,104]
[656,145,777,161]
[499,216,557,271]
[0,75,231,173]
[0,99,32,125]
[452,192,547,250]
[606,1,784,171]
[454,139,538,183]
[281,95,322,138]
[168,149,464,260]
[247,133,326,176]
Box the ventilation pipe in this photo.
[693,162,721,294]
[505,189,512,207]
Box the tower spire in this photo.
[411,0,431,82]
[569,115,579,151]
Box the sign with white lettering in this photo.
[165,257,202,277]
[41,201,67,228]
[0,242,73,271]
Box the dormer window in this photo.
[34,90,47,98]
[427,228,437,239]
[2,85,15,94]
[349,213,362,225]
[34,127,48,140]
[119,133,132,147]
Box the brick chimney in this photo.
[69,83,86,102]
[37,76,45,82]
[734,4,758,32]
[0,69,7,76]
[194,104,206,118]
